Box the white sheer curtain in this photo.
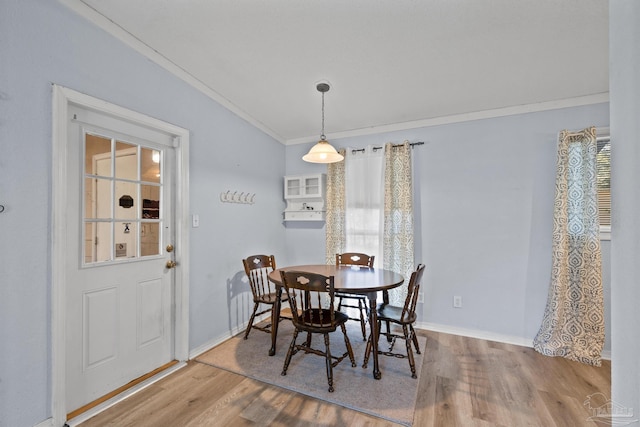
[344,146,385,262]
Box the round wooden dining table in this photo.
[268,264,404,380]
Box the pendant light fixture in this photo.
[302,81,344,163]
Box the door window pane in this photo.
[142,185,160,218]
[115,222,137,258]
[141,222,160,256]
[83,131,163,265]
[115,141,138,180]
[115,181,138,220]
[94,222,112,263]
[87,178,112,219]
[86,134,112,177]
[141,147,161,184]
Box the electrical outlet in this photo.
[417,292,424,304]
[453,295,462,308]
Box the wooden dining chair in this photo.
[335,252,375,340]
[363,263,425,378]
[280,270,356,392]
[241,254,289,340]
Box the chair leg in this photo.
[362,320,380,369]
[244,302,260,339]
[357,299,367,341]
[323,333,334,392]
[281,329,299,376]
[340,322,357,367]
[403,324,417,378]
[410,324,421,354]
[385,320,392,342]
[362,334,371,369]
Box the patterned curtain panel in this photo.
[533,127,604,366]
[325,149,347,265]
[383,141,415,306]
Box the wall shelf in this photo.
[283,174,326,222]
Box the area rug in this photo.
[195,319,426,426]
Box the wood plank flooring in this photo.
[78,329,611,426]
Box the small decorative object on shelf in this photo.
[283,174,326,221]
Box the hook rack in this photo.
[220,190,255,205]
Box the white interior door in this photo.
[64,104,177,413]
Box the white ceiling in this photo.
[64,0,609,144]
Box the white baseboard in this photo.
[189,331,236,360]
[34,418,54,427]
[417,321,533,348]
[189,313,271,360]
[416,321,611,361]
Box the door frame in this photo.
[51,85,190,426]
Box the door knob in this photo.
[166,244,174,253]
[166,260,177,269]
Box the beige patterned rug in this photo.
[196,318,426,426]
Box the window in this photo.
[344,147,384,261]
[596,134,611,238]
[84,132,163,264]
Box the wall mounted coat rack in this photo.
[220,191,255,205]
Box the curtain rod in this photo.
[351,141,424,155]
[562,127,609,139]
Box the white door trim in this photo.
[51,84,190,426]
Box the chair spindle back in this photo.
[280,271,338,330]
[335,252,375,268]
[401,264,425,323]
[243,254,277,299]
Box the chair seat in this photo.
[297,309,349,330]
[256,292,288,305]
[377,303,417,325]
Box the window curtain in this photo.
[533,127,604,366]
[325,148,347,264]
[383,141,415,306]
[344,146,385,262]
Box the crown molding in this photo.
[286,92,610,145]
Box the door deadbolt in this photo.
[166,244,174,253]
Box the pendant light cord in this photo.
[320,91,326,141]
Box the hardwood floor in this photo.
[78,330,610,426]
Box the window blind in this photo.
[596,135,611,227]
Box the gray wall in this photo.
[285,103,611,348]
[0,1,286,426]
[610,0,640,421]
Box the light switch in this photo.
[192,214,200,228]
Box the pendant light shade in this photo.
[303,82,344,164]
[302,139,344,163]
